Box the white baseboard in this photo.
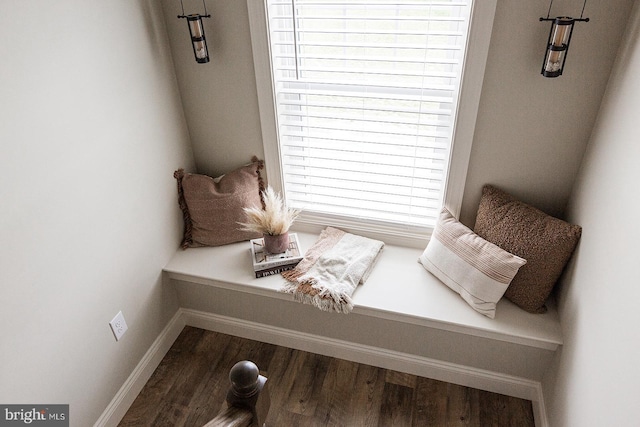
[93,311,186,427]
[532,394,549,427]
[95,307,549,427]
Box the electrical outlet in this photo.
[109,311,128,341]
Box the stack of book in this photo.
[250,233,303,278]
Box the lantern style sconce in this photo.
[540,0,589,78]
[178,0,211,64]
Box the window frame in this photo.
[247,0,497,247]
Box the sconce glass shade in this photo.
[540,13,588,78]
[542,17,574,77]
[183,14,210,64]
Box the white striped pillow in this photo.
[418,208,527,318]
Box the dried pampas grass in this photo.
[238,186,300,236]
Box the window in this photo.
[248,0,496,246]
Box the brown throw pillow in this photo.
[473,185,582,313]
[174,157,265,249]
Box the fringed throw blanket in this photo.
[281,227,384,313]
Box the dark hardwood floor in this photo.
[119,326,535,426]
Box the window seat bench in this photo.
[163,231,562,408]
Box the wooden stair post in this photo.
[203,360,270,427]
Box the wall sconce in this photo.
[178,0,211,64]
[540,0,589,78]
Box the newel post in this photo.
[226,360,270,427]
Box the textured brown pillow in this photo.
[174,157,265,249]
[473,185,582,313]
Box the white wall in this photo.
[160,0,634,225]
[162,0,264,177]
[0,1,194,425]
[460,0,635,225]
[542,2,640,426]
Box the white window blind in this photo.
[265,0,471,230]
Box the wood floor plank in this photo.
[181,333,242,426]
[314,358,360,426]
[378,382,414,427]
[478,389,535,427]
[285,352,330,416]
[342,363,385,427]
[412,377,449,427]
[385,370,417,388]
[274,408,322,427]
[118,327,535,427]
[266,346,306,413]
[149,331,222,426]
[508,395,535,427]
[445,383,479,427]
